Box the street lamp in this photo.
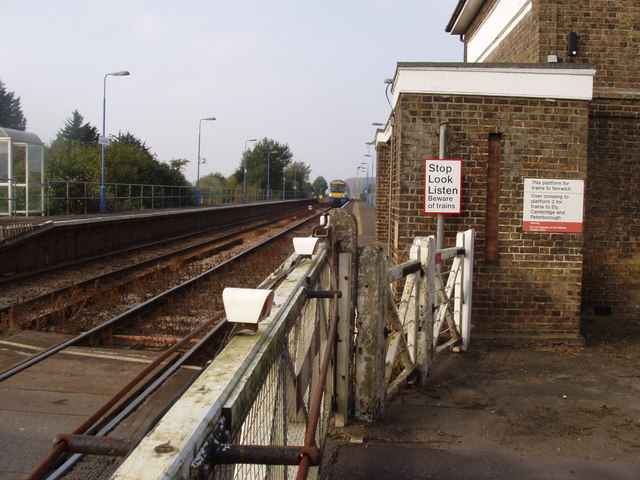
[243,138,257,203]
[360,162,369,200]
[293,167,298,199]
[100,70,130,213]
[196,117,216,206]
[364,154,373,203]
[267,150,277,201]
[356,164,366,198]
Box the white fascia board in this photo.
[375,124,392,144]
[448,0,485,35]
[467,0,532,63]
[391,66,595,108]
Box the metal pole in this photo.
[243,139,256,203]
[100,71,129,213]
[99,74,108,213]
[365,163,369,202]
[437,124,448,252]
[196,117,216,206]
[196,119,202,206]
[267,150,276,201]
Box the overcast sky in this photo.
[1,0,463,184]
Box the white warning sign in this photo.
[424,159,462,214]
[523,179,584,233]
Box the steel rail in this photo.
[0,211,321,381]
[0,210,279,288]
[0,206,315,314]
[34,216,317,479]
[26,312,226,480]
[45,316,232,480]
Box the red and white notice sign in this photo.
[523,179,584,233]
[424,159,462,214]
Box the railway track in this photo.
[0,206,327,480]
[0,206,320,332]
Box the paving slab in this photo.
[321,339,640,480]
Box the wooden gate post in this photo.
[416,236,435,387]
[329,209,357,426]
[355,245,388,422]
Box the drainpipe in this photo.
[437,124,448,256]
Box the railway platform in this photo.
[0,199,316,275]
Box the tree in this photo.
[312,176,328,197]
[233,138,293,191]
[199,172,227,188]
[0,79,27,130]
[285,161,311,196]
[46,116,189,187]
[54,110,99,144]
[116,131,152,156]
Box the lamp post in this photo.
[364,153,373,204]
[100,70,130,213]
[356,164,365,198]
[360,161,369,202]
[293,168,297,199]
[243,139,257,202]
[282,169,286,200]
[196,117,216,206]
[267,150,277,201]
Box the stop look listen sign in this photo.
[424,159,462,214]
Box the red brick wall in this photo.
[584,99,640,315]
[375,142,391,245]
[387,92,589,338]
[459,0,640,316]
[466,0,539,63]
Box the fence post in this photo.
[416,236,435,387]
[459,229,474,350]
[329,209,357,427]
[355,244,388,422]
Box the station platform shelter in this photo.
[0,127,45,217]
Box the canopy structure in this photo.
[0,127,45,216]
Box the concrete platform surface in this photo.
[321,338,640,479]
[344,199,377,245]
[0,330,194,479]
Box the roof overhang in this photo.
[446,0,485,35]
[389,63,595,110]
[375,124,392,145]
[0,127,44,145]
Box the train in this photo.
[328,179,350,207]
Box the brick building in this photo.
[375,0,640,342]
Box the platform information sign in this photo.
[523,178,584,233]
[424,159,462,214]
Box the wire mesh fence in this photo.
[206,260,334,480]
[44,180,308,215]
[112,249,337,480]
